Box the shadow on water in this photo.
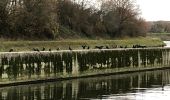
[0,69,170,100]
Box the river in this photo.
[164,41,170,47]
[0,69,170,100]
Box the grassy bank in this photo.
[0,37,165,52]
[147,33,170,41]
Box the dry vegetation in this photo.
[0,0,147,40]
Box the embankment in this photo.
[0,47,170,86]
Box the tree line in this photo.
[148,21,170,33]
[0,0,147,40]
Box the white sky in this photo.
[136,0,170,21]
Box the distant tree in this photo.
[149,21,170,33]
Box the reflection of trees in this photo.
[0,70,169,99]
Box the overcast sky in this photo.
[136,0,170,21]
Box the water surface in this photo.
[0,69,170,100]
[164,41,170,47]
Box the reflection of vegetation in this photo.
[0,69,168,100]
[0,48,166,82]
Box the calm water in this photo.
[164,41,170,47]
[0,69,170,100]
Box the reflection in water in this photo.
[0,69,170,100]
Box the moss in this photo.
[0,48,167,82]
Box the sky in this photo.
[136,0,170,21]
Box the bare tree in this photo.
[101,0,146,37]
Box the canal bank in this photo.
[0,47,170,86]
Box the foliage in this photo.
[0,0,10,36]
[0,0,147,39]
[0,0,58,39]
[57,0,147,38]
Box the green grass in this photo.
[0,37,165,52]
